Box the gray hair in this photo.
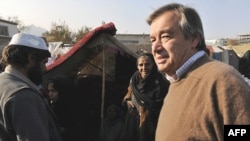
[147,3,206,50]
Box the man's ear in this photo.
[191,33,200,49]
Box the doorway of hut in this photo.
[72,55,136,141]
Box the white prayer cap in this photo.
[8,33,48,51]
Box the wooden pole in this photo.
[101,44,106,131]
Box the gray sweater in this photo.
[0,66,62,141]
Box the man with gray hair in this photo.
[147,3,250,141]
[0,33,62,141]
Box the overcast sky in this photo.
[1,0,250,39]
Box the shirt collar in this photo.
[166,50,205,83]
[4,65,41,91]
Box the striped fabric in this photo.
[166,50,205,83]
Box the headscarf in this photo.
[130,53,169,113]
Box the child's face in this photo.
[48,83,59,103]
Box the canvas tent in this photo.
[44,22,137,80]
[43,22,137,106]
[42,22,137,140]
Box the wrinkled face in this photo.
[28,58,48,85]
[150,11,198,76]
[47,83,59,103]
[137,56,154,78]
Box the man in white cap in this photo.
[0,33,62,141]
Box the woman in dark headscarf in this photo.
[120,53,170,141]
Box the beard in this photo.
[28,62,44,85]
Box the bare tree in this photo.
[41,20,92,44]
[74,26,92,42]
[43,21,73,44]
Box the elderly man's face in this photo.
[150,11,198,76]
